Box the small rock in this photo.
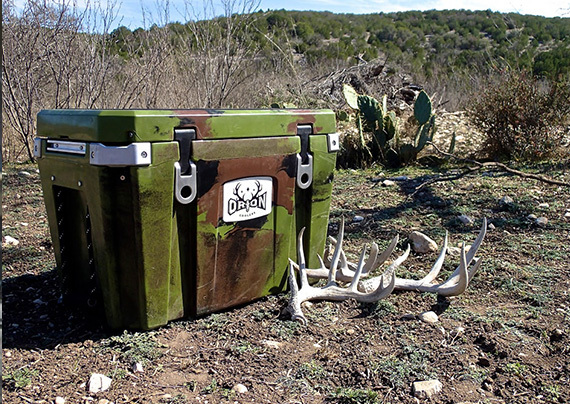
[353,215,364,223]
[453,326,465,335]
[536,216,548,226]
[564,211,570,219]
[88,373,112,393]
[313,343,322,349]
[418,311,439,324]
[55,397,66,404]
[458,214,473,225]
[538,202,550,209]
[413,379,443,399]
[5,351,11,357]
[3,235,19,246]
[161,394,172,400]
[498,196,514,207]
[346,328,355,335]
[409,231,438,254]
[527,213,538,220]
[98,400,111,404]
[261,340,282,349]
[133,362,144,373]
[488,223,496,231]
[18,171,32,177]
[232,383,248,394]
[382,179,396,187]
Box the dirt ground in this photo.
[2,141,570,403]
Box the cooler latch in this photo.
[296,125,313,189]
[174,128,197,204]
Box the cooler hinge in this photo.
[296,125,313,189]
[174,128,197,204]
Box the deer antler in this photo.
[287,227,396,325]
[301,218,487,297]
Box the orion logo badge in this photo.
[223,177,273,222]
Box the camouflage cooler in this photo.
[34,109,338,329]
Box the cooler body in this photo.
[35,109,338,329]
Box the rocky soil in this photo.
[2,118,570,403]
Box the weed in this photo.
[270,320,301,339]
[542,384,561,400]
[460,365,489,383]
[202,379,219,394]
[231,340,259,354]
[297,360,327,380]
[198,313,230,331]
[2,367,39,389]
[101,330,166,365]
[328,387,379,404]
[504,362,528,376]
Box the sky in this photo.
[12,0,570,30]
[115,0,569,28]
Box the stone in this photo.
[536,216,548,226]
[413,379,443,399]
[564,212,570,219]
[17,171,32,177]
[458,214,473,225]
[232,383,248,394]
[3,235,19,246]
[382,179,396,187]
[488,223,496,230]
[538,202,550,209]
[498,196,514,207]
[346,328,355,335]
[527,214,538,220]
[97,400,111,404]
[353,215,364,223]
[409,231,438,254]
[261,340,282,349]
[418,311,439,324]
[88,373,112,393]
[133,362,144,373]
[55,397,66,404]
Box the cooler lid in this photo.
[37,109,336,143]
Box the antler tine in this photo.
[442,218,487,285]
[358,244,411,293]
[348,246,368,291]
[287,259,308,325]
[327,218,345,285]
[418,231,448,286]
[296,227,309,288]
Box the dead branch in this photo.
[411,142,570,197]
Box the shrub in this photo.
[468,71,570,161]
